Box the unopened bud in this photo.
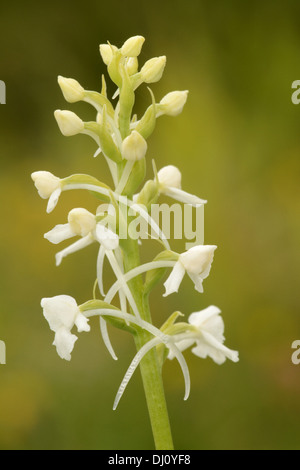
[31,171,61,199]
[121,130,147,161]
[121,35,145,57]
[159,90,189,116]
[140,56,166,83]
[57,76,85,103]
[99,43,117,65]
[54,110,84,136]
[157,165,182,189]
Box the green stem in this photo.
[121,235,174,450]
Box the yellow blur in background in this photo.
[1,0,300,449]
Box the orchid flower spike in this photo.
[163,245,217,296]
[157,165,207,206]
[44,208,119,266]
[168,306,239,365]
[41,295,90,361]
[31,171,62,213]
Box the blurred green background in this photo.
[1,0,300,450]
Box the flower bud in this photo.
[140,56,166,83]
[31,171,60,199]
[68,208,96,237]
[99,43,117,65]
[57,76,85,103]
[54,110,84,136]
[121,35,145,57]
[159,90,189,116]
[121,130,147,161]
[157,165,182,189]
[126,57,138,75]
[135,179,159,209]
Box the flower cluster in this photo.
[32,35,238,410]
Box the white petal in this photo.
[74,312,90,332]
[188,306,221,327]
[187,273,204,293]
[41,295,78,332]
[46,188,62,213]
[191,342,227,365]
[163,261,185,297]
[44,224,75,244]
[55,234,94,266]
[53,327,78,361]
[93,147,102,158]
[95,224,119,251]
[180,245,217,276]
[163,187,207,206]
[200,330,239,364]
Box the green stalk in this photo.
[121,234,174,450]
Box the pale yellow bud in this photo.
[157,165,182,189]
[160,90,189,116]
[126,57,138,75]
[140,56,166,83]
[31,171,61,199]
[121,130,147,161]
[99,44,117,65]
[68,208,96,237]
[121,35,145,57]
[57,76,85,103]
[54,110,84,136]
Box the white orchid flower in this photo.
[31,171,62,213]
[163,245,217,296]
[168,306,239,365]
[157,165,207,206]
[44,208,119,266]
[41,295,90,361]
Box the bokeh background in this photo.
[1,0,300,450]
